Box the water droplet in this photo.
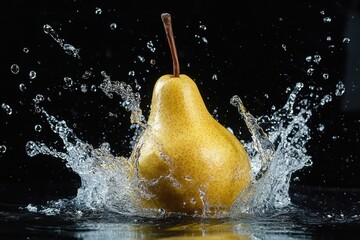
[326,36,332,41]
[184,176,192,181]
[34,124,42,132]
[202,37,208,44]
[322,73,329,80]
[128,71,135,76]
[137,55,145,62]
[320,95,332,105]
[317,124,325,132]
[134,79,141,91]
[189,198,196,204]
[11,64,19,74]
[25,141,39,157]
[212,74,218,81]
[29,70,37,79]
[306,68,314,76]
[227,127,234,134]
[281,44,287,51]
[19,83,26,92]
[305,56,312,62]
[146,41,156,52]
[95,7,102,15]
[23,47,29,53]
[63,44,80,58]
[81,84,88,93]
[43,24,52,34]
[1,103,12,115]
[335,81,345,96]
[199,24,207,30]
[150,59,156,65]
[33,94,45,104]
[342,37,351,44]
[110,23,117,30]
[320,10,325,15]
[90,85,97,92]
[323,17,332,23]
[0,145,6,153]
[82,71,92,79]
[63,77,73,87]
[313,55,321,64]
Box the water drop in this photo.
[323,17,332,23]
[82,71,92,79]
[34,124,42,132]
[25,141,39,157]
[227,127,234,134]
[320,95,332,105]
[199,24,207,30]
[184,176,192,181]
[110,23,117,30]
[313,55,321,64]
[81,84,88,93]
[10,64,20,74]
[150,59,156,65]
[317,124,325,132]
[90,85,97,92]
[320,10,325,15]
[33,94,45,104]
[281,44,287,51]
[29,70,37,79]
[342,37,351,44]
[335,81,345,96]
[1,103,12,115]
[322,73,329,80]
[326,36,332,41]
[202,37,208,44]
[0,145,6,153]
[212,74,218,80]
[128,71,135,76]
[95,7,102,15]
[306,68,314,76]
[63,44,80,58]
[146,41,156,52]
[137,55,145,62]
[189,198,196,204]
[43,24,52,34]
[63,77,73,87]
[19,83,26,92]
[305,56,312,62]
[23,47,29,53]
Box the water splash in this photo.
[43,24,80,59]
[24,76,334,218]
[230,82,339,215]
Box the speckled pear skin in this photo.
[136,74,251,214]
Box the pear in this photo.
[130,13,250,215]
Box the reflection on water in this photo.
[1,189,359,239]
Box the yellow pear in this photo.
[130,13,251,215]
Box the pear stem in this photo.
[161,13,180,77]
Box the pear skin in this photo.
[130,13,251,215]
[135,74,250,214]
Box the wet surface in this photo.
[1,186,359,239]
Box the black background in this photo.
[0,0,359,205]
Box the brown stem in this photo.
[161,13,180,77]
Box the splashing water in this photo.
[24,66,342,218]
[43,24,80,59]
